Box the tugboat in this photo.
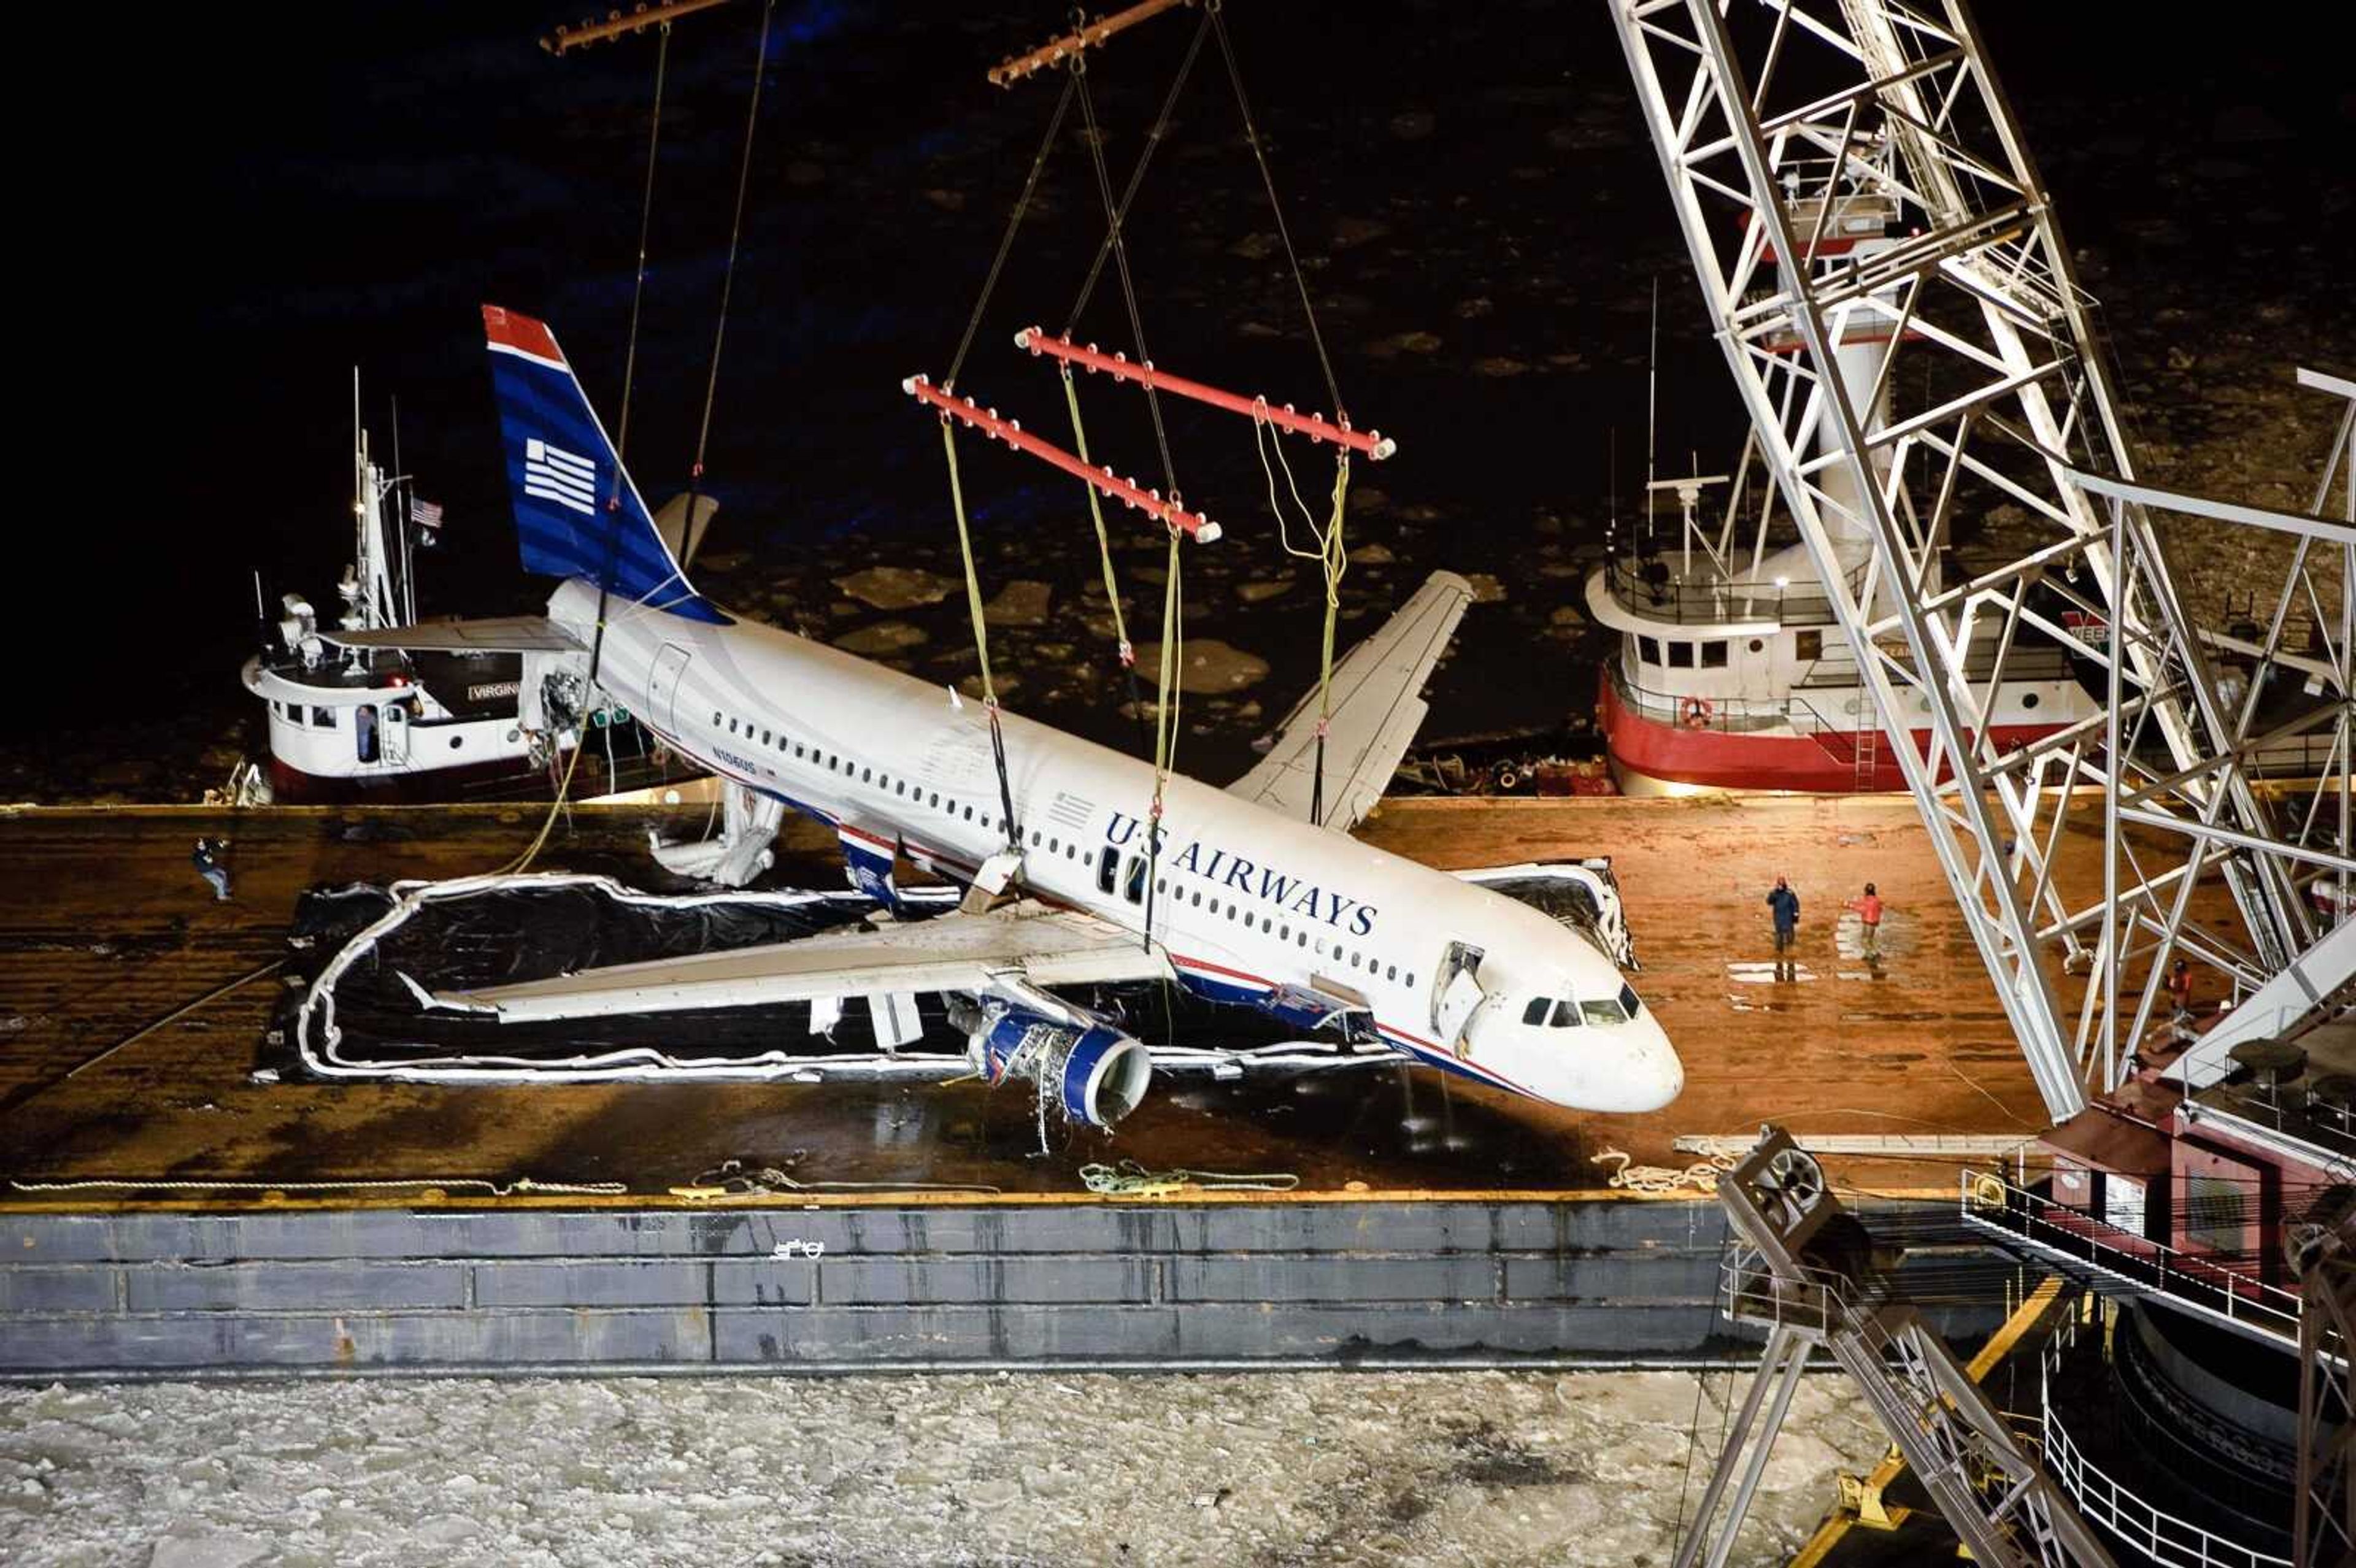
[1585,194,2103,795]
[237,405,674,804]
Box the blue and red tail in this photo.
[482,304,725,623]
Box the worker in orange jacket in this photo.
[1845,882,1884,960]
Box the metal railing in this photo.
[2041,1406,2292,1568]
[1601,553,1852,628]
[1962,1171,2303,1347]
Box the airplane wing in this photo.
[428,899,1167,1023]
[1224,571,1474,833]
[322,616,584,653]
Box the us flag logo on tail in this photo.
[523,437,596,516]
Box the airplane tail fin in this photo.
[480,304,723,623]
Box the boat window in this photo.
[312,706,336,728]
[1619,982,1644,1019]
[1096,845,1119,895]
[1522,998,1550,1026]
[1796,629,1823,661]
[1638,635,1662,665]
[1667,642,1695,669]
[1124,856,1147,904]
[1580,994,1631,1026]
[1701,641,1728,669]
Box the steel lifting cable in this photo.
[945,74,1077,394]
[931,75,1080,853]
[1055,9,1211,756]
[1066,48,1191,951]
[1209,0,1344,425]
[588,18,675,691]
[1210,0,1357,818]
[668,0,776,612]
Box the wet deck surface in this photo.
[0,795,2137,1201]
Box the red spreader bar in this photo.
[903,375,1224,542]
[1015,327,1396,463]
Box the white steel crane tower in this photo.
[1607,0,2356,1122]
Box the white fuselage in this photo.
[553,580,1682,1113]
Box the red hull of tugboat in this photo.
[1596,674,2067,793]
[264,747,690,805]
[265,754,566,805]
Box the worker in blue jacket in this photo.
[1767,876,1800,980]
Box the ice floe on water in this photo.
[1,1370,1883,1567]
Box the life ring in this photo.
[1680,696,1714,728]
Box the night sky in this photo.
[29,1,2352,786]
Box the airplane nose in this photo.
[1628,1021,1685,1113]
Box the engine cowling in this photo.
[963,1005,1153,1128]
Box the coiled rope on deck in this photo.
[1078,1159,1299,1196]
[1589,1145,1738,1195]
[9,1175,628,1197]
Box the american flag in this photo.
[410,498,444,530]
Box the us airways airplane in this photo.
[329,306,1683,1127]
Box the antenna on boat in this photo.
[391,392,415,626]
[1644,277,1660,556]
[1607,426,1617,555]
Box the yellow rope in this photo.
[1078,1159,1299,1196]
[939,418,1022,843]
[1061,366,1134,667]
[493,726,588,877]
[939,420,997,704]
[1255,413,1351,821]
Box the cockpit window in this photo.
[1548,999,1580,1028]
[1580,996,1630,1026]
[1619,983,1643,1019]
[1521,998,1549,1026]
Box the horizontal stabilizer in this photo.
[654,493,720,569]
[321,616,584,653]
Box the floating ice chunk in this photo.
[148,1524,268,1568]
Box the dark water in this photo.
[29,2,2352,797]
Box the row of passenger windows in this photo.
[717,709,1005,832]
[1087,844,1417,990]
[713,706,1417,991]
